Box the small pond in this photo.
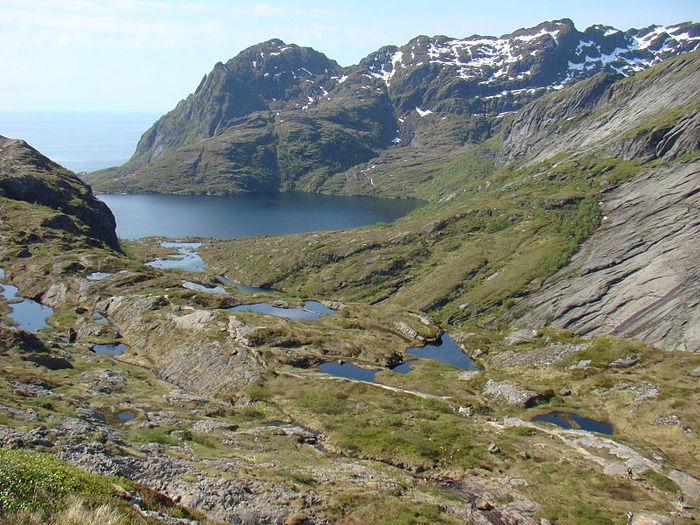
[146,242,205,272]
[531,412,614,435]
[116,410,136,422]
[229,301,336,321]
[319,361,381,382]
[407,333,476,370]
[182,281,228,295]
[92,343,129,356]
[92,312,108,323]
[0,271,54,333]
[319,358,417,382]
[389,359,416,374]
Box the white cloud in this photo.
[252,3,285,16]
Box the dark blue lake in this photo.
[99,192,423,239]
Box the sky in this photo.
[1,0,698,112]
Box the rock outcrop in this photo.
[0,136,120,251]
[515,159,700,351]
[482,380,550,407]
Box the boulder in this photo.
[609,355,639,368]
[393,321,419,340]
[171,309,216,331]
[504,328,538,345]
[482,379,550,408]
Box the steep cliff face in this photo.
[0,136,120,251]
[501,52,700,351]
[516,159,700,351]
[85,20,700,197]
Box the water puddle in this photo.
[182,281,228,294]
[531,412,614,434]
[0,270,54,332]
[92,343,129,356]
[146,242,205,272]
[229,301,336,321]
[87,272,112,281]
[116,410,136,422]
[319,361,381,382]
[407,333,476,370]
[92,312,109,323]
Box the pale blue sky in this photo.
[1,0,698,112]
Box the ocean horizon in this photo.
[0,111,160,173]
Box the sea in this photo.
[0,111,423,238]
[0,111,159,173]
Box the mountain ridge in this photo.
[84,19,700,197]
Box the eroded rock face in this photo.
[515,159,700,352]
[158,342,264,396]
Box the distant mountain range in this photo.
[85,19,700,197]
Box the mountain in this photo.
[85,19,700,197]
[207,49,700,353]
[0,136,120,251]
[1,46,700,525]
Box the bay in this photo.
[99,192,423,239]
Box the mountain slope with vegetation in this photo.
[84,20,700,199]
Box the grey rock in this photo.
[515,159,700,353]
[566,359,592,371]
[487,443,500,454]
[629,513,673,525]
[615,380,659,402]
[42,283,68,307]
[609,355,639,369]
[458,405,474,417]
[170,309,216,331]
[75,407,107,424]
[668,470,700,500]
[393,321,419,340]
[482,379,551,408]
[655,414,682,426]
[559,388,572,397]
[689,366,700,377]
[320,299,346,310]
[493,342,587,368]
[458,370,481,381]
[158,341,264,396]
[504,329,538,345]
[475,497,493,510]
[422,220,445,233]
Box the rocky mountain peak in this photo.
[88,19,700,196]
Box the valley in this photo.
[1,19,699,525]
